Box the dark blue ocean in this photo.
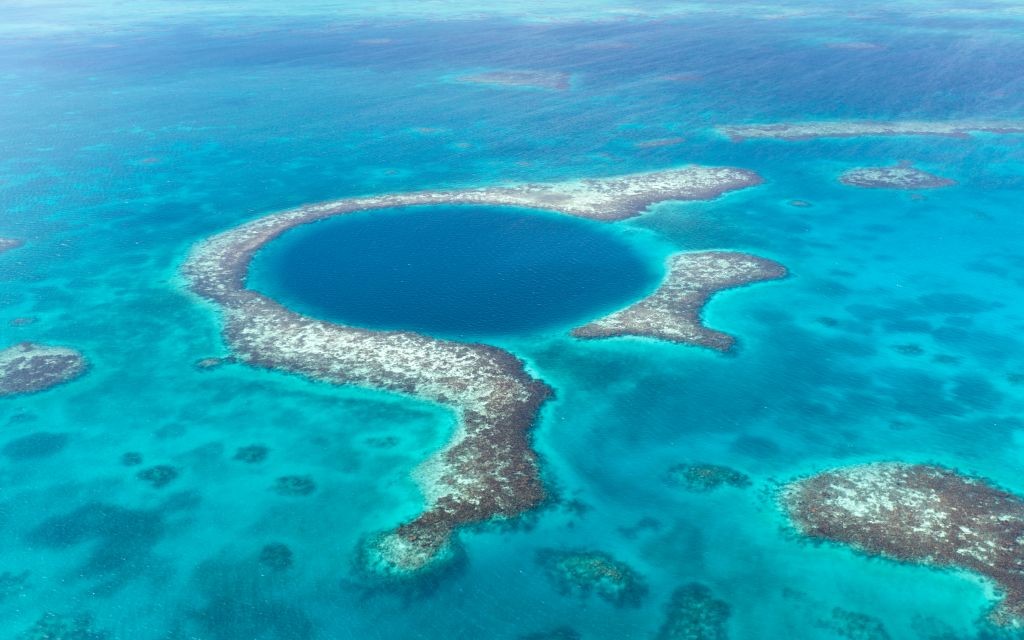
[249,204,660,338]
[2,2,1024,638]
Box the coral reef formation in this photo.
[818,607,892,640]
[719,119,1024,141]
[186,559,314,640]
[536,549,648,607]
[518,628,581,640]
[121,452,143,466]
[572,251,786,350]
[781,462,1024,626]
[137,465,180,488]
[234,444,269,463]
[182,168,767,574]
[274,475,316,497]
[2,432,68,459]
[665,463,751,492]
[0,570,30,603]
[456,70,570,91]
[17,612,108,640]
[654,583,731,640]
[839,163,955,189]
[0,343,87,396]
[259,543,294,571]
[0,237,24,253]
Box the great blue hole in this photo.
[249,204,659,338]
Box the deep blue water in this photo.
[2,2,1024,639]
[251,205,659,338]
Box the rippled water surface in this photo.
[1,1,1024,638]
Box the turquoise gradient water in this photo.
[1,3,1023,639]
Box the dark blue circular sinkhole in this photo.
[250,204,658,338]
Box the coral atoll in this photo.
[572,251,786,350]
[0,343,87,396]
[182,167,768,574]
[781,462,1024,626]
[536,549,648,607]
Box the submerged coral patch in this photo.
[120,452,143,466]
[519,628,581,640]
[274,475,316,496]
[536,549,648,607]
[0,570,30,603]
[781,462,1024,626]
[0,343,87,396]
[195,356,235,370]
[17,611,108,640]
[665,463,751,492]
[572,251,786,350]
[234,444,269,463]
[839,164,955,189]
[655,583,731,640]
[818,607,891,640]
[186,559,314,640]
[2,432,68,460]
[259,543,294,571]
[27,502,165,591]
[137,465,180,488]
[455,70,570,91]
[0,237,24,254]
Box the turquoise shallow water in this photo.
[2,2,1024,639]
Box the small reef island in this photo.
[0,343,87,396]
[183,166,783,576]
[717,119,1024,141]
[839,162,955,189]
[781,462,1024,626]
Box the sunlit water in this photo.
[1,2,1023,638]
